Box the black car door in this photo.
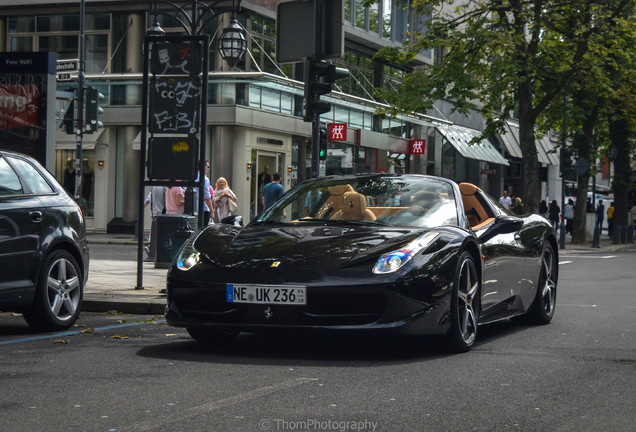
[0,156,41,303]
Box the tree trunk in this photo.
[518,82,540,214]
[572,94,597,244]
[609,117,631,241]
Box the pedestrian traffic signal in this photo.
[85,87,104,133]
[319,127,328,160]
[303,59,350,122]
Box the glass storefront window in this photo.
[9,17,35,33]
[39,35,78,56]
[37,15,80,32]
[10,37,33,51]
[86,34,109,73]
[55,151,95,217]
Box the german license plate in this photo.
[226,284,306,305]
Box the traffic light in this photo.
[319,127,327,160]
[303,59,349,122]
[560,146,573,176]
[85,87,104,133]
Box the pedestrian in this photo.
[564,198,575,234]
[499,190,512,210]
[586,197,594,213]
[165,186,185,214]
[213,177,237,221]
[143,186,166,257]
[513,197,523,215]
[607,201,615,238]
[539,200,548,219]
[595,199,605,231]
[548,200,560,231]
[262,172,285,209]
[194,160,214,226]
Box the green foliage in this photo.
[369,0,635,210]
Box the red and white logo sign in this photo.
[328,123,347,141]
[410,139,426,155]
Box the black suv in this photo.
[0,150,89,331]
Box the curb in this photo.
[82,298,166,315]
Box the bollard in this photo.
[591,223,601,248]
[628,223,634,243]
[612,226,620,244]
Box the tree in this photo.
[370,0,632,213]
[538,3,635,242]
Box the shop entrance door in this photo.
[249,150,284,219]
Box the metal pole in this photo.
[136,37,151,290]
[559,83,567,249]
[310,0,324,179]
[75,0,85,203]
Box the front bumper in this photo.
[165,269,453,336]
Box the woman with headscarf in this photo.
[213,177,237,221]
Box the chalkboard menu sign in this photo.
[150,76,201,134]
[145,36,206,181]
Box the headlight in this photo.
[373,232,440,274]
[176,236,200,271]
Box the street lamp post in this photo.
[136,0,247,290]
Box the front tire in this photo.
[446,252,480,352]
[526,243,557,324]
[23,250,83,332]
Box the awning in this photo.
[55,127,106,150]
[500,122,559,165]
[436,124,509,166]
[499,122,523,159]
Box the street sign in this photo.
[575,157,590,175]
[56,59,79,73]
[57,73,73,81]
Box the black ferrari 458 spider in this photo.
[166,174,558,352]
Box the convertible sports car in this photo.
[166,174,558,352]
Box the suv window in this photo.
[8,156,55,195]
[0,157,24,196]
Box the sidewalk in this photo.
[82,231,636,316]
[83,234,168,315]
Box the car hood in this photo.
[194,222,427,270]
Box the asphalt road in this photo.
[1,250,634,432]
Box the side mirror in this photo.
[479,215,523,242]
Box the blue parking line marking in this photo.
[0,320,166,346]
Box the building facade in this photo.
[0,0,573,233]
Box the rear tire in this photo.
[23,250,83,332]
[446,252,480,352]
[186,327,239,345]
[526,243,557,325]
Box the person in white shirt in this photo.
[499,190,512,210]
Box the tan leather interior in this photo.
[367,206,408,219]
[330,191,377,221]
[459,182,494,229]
[315,184,354,219]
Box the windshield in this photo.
[256,175,459,228]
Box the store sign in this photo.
[481,169,496,175]
[410,139,426,154]
[0,84,38,131]
[328,123,347,141]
